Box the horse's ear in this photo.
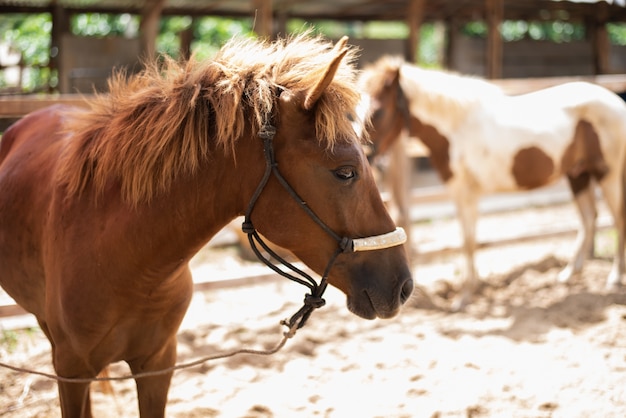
[385,65,402,89]
[303,36,350,111]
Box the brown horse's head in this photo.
[358,57,406,158]
[247,38,413,319]
[60,33,414,321]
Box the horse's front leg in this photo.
[57,382,92,418]
[451,189,479,311]
[558,176,597,283]
[128,335,178,418]
[388,135,414,261]
[52,343,95,418]
[125,266,193,417]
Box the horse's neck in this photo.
[403,115,453,183]
[128,138,262,269]
[398,66,467,183]
[399,65,497,139]
[400,67,457,137]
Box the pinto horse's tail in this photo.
[622,142,626,240]
[96,366,114,395]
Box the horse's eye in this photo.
[334,166,356,181]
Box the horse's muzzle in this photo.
[347,271,414,320]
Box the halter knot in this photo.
[241,221,255,234]
[339,236,354,253]
[282,291,327,330]
[258,125,277,140]
[303,293,326,309]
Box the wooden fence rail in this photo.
[491,73,626,95]
[0,94,90,131]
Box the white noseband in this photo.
[351,227,407,252]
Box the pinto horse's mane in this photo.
[58,33,362,205]
[360,56,504,132]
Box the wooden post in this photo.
[406,0,425,63]
[253,0,273,39]
[275,7,288,38]
[139,0,166,60]
[273,0,289,38]
[592,2,610,74]
[443,19,457,69]
[51,4,69,92]
[180,24,193,60]
[485,0,503,79]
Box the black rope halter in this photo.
[241,86,408,330]
[242,122,355,330]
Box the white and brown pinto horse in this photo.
[360,56,626,310]
[0,37,412,417]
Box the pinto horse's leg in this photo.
[128,335,178,418]
[388,135,413,261]
[450,187,480,311]
[597,171,626,288]
[558,174,597,283]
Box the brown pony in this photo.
[0,35,413,417]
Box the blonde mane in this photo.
[58,33,362,205]
[360,56,503,134]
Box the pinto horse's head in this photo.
[246,37,413,320]
[358,56,407,159]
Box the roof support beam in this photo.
[485,0,503,79]
[51,4,70,93]
[139,0,166,60]
[406,0,425,63]
[253,0,274,39]
[591,1,610,74]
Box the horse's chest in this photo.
[450,141,520,192]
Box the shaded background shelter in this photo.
[1,0,626,129]
[1,0,626,87]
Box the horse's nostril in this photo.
[400,278,414,304]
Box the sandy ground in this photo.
[1,202,625,418]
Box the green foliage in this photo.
[157,16,193,58]
[72,13,252,59]
[362,21,409,39]
[287,19,408,40]
[190,17,254,61]
[608,23,626,45]
[0,13,254,91]
[0,327,41,355]
[0,13,52,92]
[418,23,445,68]
[287,19,352,38]
[0,329,19,352]
[464,19,626,45]
[72,13,139,37]
[522,21,585,42]
[0,13,51,65]
[2,11,626,92]
[463,21,488,37]
[287,20,441,67]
